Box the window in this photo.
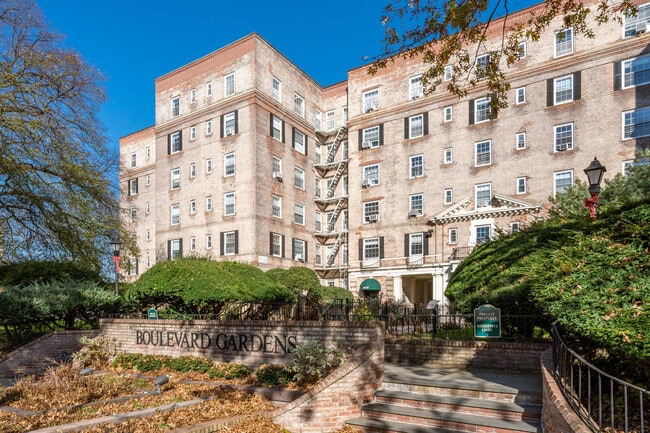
[224,73,235,96]
[444,148,453,164]
[362,237,381,263]
[622,55,650,88]
[315,245,322,265]
[444,65,453,81]
[517,177,527,194]
[272,156,282,177]
[554,123,574,151]
[342,106,348,124]
[407,114,425,138]
[272,77,281,101]
[475,54,490,78]
[363,89,379,113]
[168,131,182,154]
[511,222,521,233]
[223,111,237,136]
[476,183,492,207]
[206,234,213,250]
[410,75,423,99]
[516,87,526,104]
[130,206,137,222]
[315,211,322,232]
[272,195,282,218]
[444,188,453,204]
[146,257,151,268]
[554,170,574,195]
[363,164,380,186]
[145,202,151,214]
[314,110,322,131]
[190,199,196,215]
[145,229,151,241]
[555,28,573,58]
[206,120,213,135]
[326,110,336,130]
[171,97,180,117]
[292,238,306,261]
[145,175,151,186]
[624,3,650,37]
[224,192,235,216]
[554,75,573,105]
[410,194,423,215]
[364,201,379,223]
[170,168,180,190]
[271,232,283,257]
[475,140,492,166]
[474,97,492,123]
[271,115,283,141]
[476,225,491,244]
[169,239,182,260]
[294,203,305,225]
[222,231,237,255]
[409,233,424,256]
[516,132,526,150]
[224,153,235,176]
[293,128,306,154]
[145,146,151,158]
[294,167,305,189]
[190,89,196,103]
[190,163,196,178]
[449,228,458,244]
[410,155,423,178]
[315,178,322,198]
[623,107,650,139]
[130,152,136,168]
[189,237,196,252]
[360,125,382,149]
[129,178,138,195]
[190,126,196,140]
[623,158,649,176]
[206,159,213,174]
[170,204,180,225]
[444,106,453,122]
[294,93,305,117]
[206,81,212,96]
[518,41,527,59]
[206,196,213,212]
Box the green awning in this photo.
[360,278,381,291]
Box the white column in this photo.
[393,275,403,302]
[431,270,445,303]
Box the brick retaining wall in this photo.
[385,337,550,372]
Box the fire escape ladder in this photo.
[326,163,346,198]
[326,198,346,233]
[326,126,347,164]
[327,233,345,266]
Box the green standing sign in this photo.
[474,304,501,338]
[148,308,158,320]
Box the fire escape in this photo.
[314,126,348,282]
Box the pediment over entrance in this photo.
[429,193,542,225]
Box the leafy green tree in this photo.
[0,0,119,267]
[373,0,636,112]
[125,258,294,313]
[0,260,101,286]
[266,266,321,296]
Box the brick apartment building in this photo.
[120,0,650,309]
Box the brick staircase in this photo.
[346,364,543,433]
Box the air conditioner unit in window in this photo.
[557,144,568,152]
[225,128,235,136]
[294,254,304,262]
[361,178,370,188]
[367,214,379,223]
[408,209,420,218]
[365,107,375,113]
[361,141,372,149]
[636,22,647,35]
[272,172,283,181]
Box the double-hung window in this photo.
[364,201,380,223]
[272,77,281,101]
[474,97,491,123]
[190,89,196,103]
[168,131,182,154]
[410,194,423,215]
[516,87,526,104]
[326,110,335,130]
[271,115,283,141]
[410,75,423,99]
[294,203,305,225]
[271,232,283,257]
[444,148,453,164]
[129,178,138,195]
[622,55,650,88]
[476,225,491,244]
[409,233,424,258]
[294,167,305,190]
[293,129,306,154]
[475,183,492,208]
[206,120,213,135]
[294,93,305,117]
[363,164,380,186]
[272,195,282,218]
[449,228,458,244]
[361,125,381,149]
[224,192,235,216]
[272,156,282,177]
[169,239,182,260]
[206,196,213,212]
[475,140,492,166]
[293,239,306,262]
[444,106,453,122]
[223,231,237,255]
[444,65,453,81]
[223,111,237,136]
[206,235,213,250]
[190,163,196,178]
[623,4,650,38]
[170,168,180,190]
[623,106,650,139]
[363,89,379,113]
[363,237,381,267]
[444,188,453,204]
[554,170,574,195]
[190,199,196,215]
[410,155,423,178]
[171,97,180,117]
[224,73,235,96]
[408,114,425,138]
[170,204,180,225]
[517,177,527,194]
[554,75,573,105]
[206,82,212,97]
[554,123,574,151]
[224,153,235,176]
[475,54,490,79]
[190,126,196,140]
[516,132,526,150]
[130,153,136,168]
[206,158,213,174]
[555,28,573,58]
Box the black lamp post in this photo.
[111,239,122,296]
[583,157,607,219]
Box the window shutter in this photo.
[358,239,364,260]
[291,238,296,259]
[379,236,385,259]
[423,232,429,255]
[281,234,285,257]
[547,79,554,106]
[404,234,409,257]
[404,117,409,139]
[281,120,285,143]
[573,71,582,100]
[269,232,274,255]
[469,99,475,125]
[220,115,225,138]
[304,241,308,262]
[167,240,171,260]
[167,134,171,154]
[178,132,182,152]
[291,127,296,150]
[304,135,308,156]
[358,129,363,151]
[488,94,497,119]
[234,110,238,134]
[423,112,429,135]
[234,230,239,254]
[379,124,384,146]
[269,113,274,137]
[220,232,225,255]
[178,239,183,258]
[613,61,622,91]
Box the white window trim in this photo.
[409,75,423,99]
[444,148,453,164]
[224,192,235,216]
[516,87,526,105]
[444,188,453,205]
[444,106,453,122]
[410,155,424,178]
[409,114,424,138]
[363,89,379,113]
[516,132,526,150]
[554,75,574,105]
[554,122,574,152]
[554,170,574,196]
[474,140,492,166]
[517,177,527,194]
[622,106,650,140]
[554,28,574,58]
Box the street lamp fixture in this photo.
[111,239,122,296]
[583,157,607,219]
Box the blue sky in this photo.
[36,0,390,152]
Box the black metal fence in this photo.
[553,323,649,433]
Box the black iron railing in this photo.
[553,323,649,433]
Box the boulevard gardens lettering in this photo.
[135,330,297,354]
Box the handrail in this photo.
[552,322,648,433]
